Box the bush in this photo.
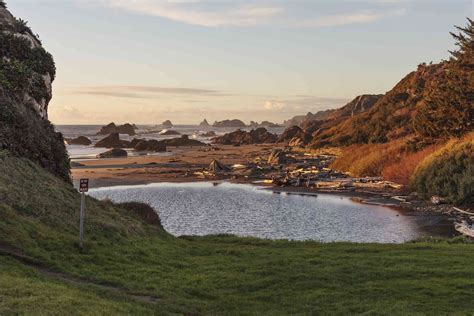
[410,138,474,205]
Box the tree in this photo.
[414,18,474,140]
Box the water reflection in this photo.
[90,182,423,243]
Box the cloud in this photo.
[263,100,285,110]
[70,85,230,99]
[299,9,406,27]
[84,0,408,28]
[95,0,283,27]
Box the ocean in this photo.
[56,124,285,159]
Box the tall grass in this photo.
[410,137,474,205]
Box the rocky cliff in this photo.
[0,2,70,181]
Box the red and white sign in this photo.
[79,179,89,193]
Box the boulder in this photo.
[268,149,287,166]
[133,139,166,152]
[97,122,136,136]
[67,136,92,146]
[213,119,246,128]
[212,128,277,145]
[278,126,311,144]
[199,119,210,127]
[130,138,145,148]
[162,120,173,128]
[97,148,128,158]
[95,133,130,148]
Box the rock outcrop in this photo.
[0,3,70,181]
[95,133,130,148]
[278,126,312,145]
[97,122,136,136]
[97,148,128,158]
[67,136,92,146]
[133,139,166,152]
[162,120,173,128]
[199,119,210,127]
[212,128,277,145]
[213,119,246,128]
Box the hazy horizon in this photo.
[6,0,472,125]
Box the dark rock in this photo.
[133,139,166,152]
[130,138,145,148]
[199,119,210,127]
[162,120,173,128]
[213,119,246,128]
[278,126,311,144]
[97,122,136,136]
[97,148,128,158]
[95,133,130,148]
[67,136,92,146]
[212,128,277,145]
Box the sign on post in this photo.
[79,179,89,193]
[79,179,89,249]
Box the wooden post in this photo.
[79,192,85,249]
[79,179,89,249]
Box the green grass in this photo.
[2,155,474,314]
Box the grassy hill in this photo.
[3,152,474,314]
[309,19,472,148]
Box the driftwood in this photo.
[453,207,474,216]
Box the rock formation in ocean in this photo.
[213,119,246,128]
[97,122,137,136]
[0,3,70,181]
[199,119,210,127]
[212,128,277,145]
[95,133,130,148]
[162,120,173,128]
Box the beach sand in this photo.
[72,144,282,188]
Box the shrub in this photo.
[410,138,474,205]
[330,139,406,177]
[382,144,442,185]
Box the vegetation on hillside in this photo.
[410,137,474,205]
[0,6,69,181]
[309,19,473,148]
[3,155,474,314]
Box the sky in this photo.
[6,0,473,125]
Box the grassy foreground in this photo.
[1,155,474,314]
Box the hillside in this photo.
[308,20,473,148]
[4,154,474,314]
[0,3,69,181]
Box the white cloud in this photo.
[94,0,283,27]
[84,0,408,28]
[263,100,285,110]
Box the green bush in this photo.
[410,138,474,205]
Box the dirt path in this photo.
[0,242,160,304]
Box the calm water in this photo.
[89,182,429,243]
